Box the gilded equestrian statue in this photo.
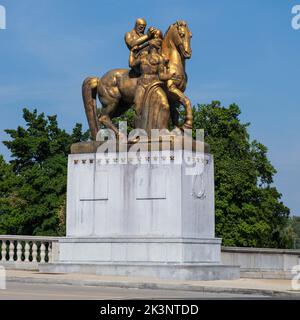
[82,19,193,139]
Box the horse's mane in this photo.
[164,24,173,38]
[164,20,188,38]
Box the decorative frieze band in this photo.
[72,155,210,166]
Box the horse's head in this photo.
[165,20,192,59]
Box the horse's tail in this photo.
[82,77,100,140]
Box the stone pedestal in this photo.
[39,144,239,280]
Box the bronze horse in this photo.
[82,21,193,139]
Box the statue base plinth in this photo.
[39,261,239,281]
[39,147,239,280]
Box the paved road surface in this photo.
[0,282,267,300]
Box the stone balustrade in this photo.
[1,235,300,279]
[0,235,60,269]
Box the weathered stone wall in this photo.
[222,246,300,279]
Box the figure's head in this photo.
[135,18,147,34]
[176,20,192,59]
[149,29,163,52]
[153,29,163,40]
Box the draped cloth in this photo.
[139,80,170,135]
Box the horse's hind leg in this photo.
[98,101,123,139]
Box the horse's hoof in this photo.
[173,126,183,135]
[182,122,193,130]
[128,136,140,144]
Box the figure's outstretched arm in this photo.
[125,32,150,49]
[132,34,150,47]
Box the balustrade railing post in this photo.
[24,242,30,262]
[48,243,52,263]
[16,242,22,262]
[1,240,6,262]
[32,243,37,262]
[40,243,46,263]
[9,241,14,262]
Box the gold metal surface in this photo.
[82,19,193,139]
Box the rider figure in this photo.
[125,18,157,74]
[129,30,175,128]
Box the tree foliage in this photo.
[290,216,300,248]
[0,109,89,235]
[292,216,300,236]
[191,102,290,247]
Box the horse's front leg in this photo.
[167,80,193,129]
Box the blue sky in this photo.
[0,0,299,215]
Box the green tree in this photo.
[0,108,89,235]
[290,216,300,248]
[0,155,24,234]
[191,102,290,248]
[292,216,300,235]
